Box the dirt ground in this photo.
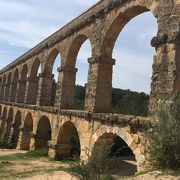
[0,149,179,180]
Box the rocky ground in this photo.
[0,149,179,180]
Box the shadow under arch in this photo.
[20,112,33,150]
[91,132,137,176]
[11,111,21,148]
[4,107,13,142]
[0,107,7,139]
[55,121,80,160]
[35,116,52,150]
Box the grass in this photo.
[0,149,63,179]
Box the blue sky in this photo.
[0,0,157,94]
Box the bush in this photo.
[147,96,180,169]
[63,147,115,180]
[24,148,48,158]
[64,161,115,180]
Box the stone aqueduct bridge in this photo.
[0,0,180,171]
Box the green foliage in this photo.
[23,148,48,158]
[75,85,86,110]
[0,141,14,149]
[74,85,149,116]
[112,88,149,116]
[148,97,180,169]
[63,146,115,180]
[64,161,115,180]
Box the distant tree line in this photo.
[75,85,149,117]
[52,83,149,116]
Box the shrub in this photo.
[63,147,115,180]
[24,148,48,158]
[147,96,180,169]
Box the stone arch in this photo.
[35,116,52,150]
[66,34,92,67]
[20,112,33,150]
[0,107,7,139]
[0,105,2,117]
[0,77,2,101]
[10,69,19,102]
[11,111,21,148]
[39,48,61,106]
[4,107,13,142]
[91,126,144,171]
[26,58,41,105]
[174,35,180,91]
[30,58,41,77]
[4,72,12,101]
[55,121,81,160]
[101,4,156,56]
[17,64,28,103]
[96,3,157,113]
[1,74,7,101]
[58,34,92,110]
[44,48,61,74]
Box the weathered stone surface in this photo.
[0,0,179,172]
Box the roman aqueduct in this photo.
[0,0,180,172]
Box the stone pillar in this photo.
[16,126,23,150]
[36,73,54,106]
[55,66,78,110]
[48,141,57,159]
[8,123,14,143]
[24,77,39,105]
[0,122,7,141]
[149,33,180,114]
[29,133,36,150]
[85,55,115,113]
[16,80,27,103]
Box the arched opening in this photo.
[174,37,180,91]
[17,64,28,103]
[0,107,7,140]
[11,111,21,148]
[66,35,91,110]
[26,58,41,105]
[102,7,157,116]
[35,116,51,150]
[91,133,137,176]
[40,49,61,106]
[55,121,80,160]
[10,69,19,102]
[4,108,13,142]
[2,75,6,101]
[0,106,1,117]
[20,113,33,150]
[4,72,12,102]
[0,77,2,101]
[51,50,61,106]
